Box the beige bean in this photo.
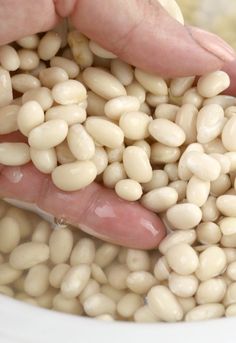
[0,142,30,166]
[123,146,152,183]
[49,264,70,288]
[117,293,143,318]
[221,233,236,248]
[126,249,150,272]
[106,145,125,163]
[24,264,50,297]
[61,264,91,298]
[91,263,107,284]
[185,151,221,181]
[100,284,125,304]
[70,238,96,265]
[110,59,133,86]
[38,31,61,60]
[126,271,156,294]
[91,244,118,269]
[79,279,100,304]
[12,74,41,93]
[103,162,126,188]
[178,143,204,181]
[39,67,68,88]
[196,278,226,304]
[106,263,130,290]
[226,304,236,317]
[105,97,140,122]
[30,61,46,78]
[83,67,126,99]
[141,187,178,213]
[18,49,39,70]
[196,246,226,281]
[85,116,124,149]
[159,229,197,255]
[166,243,199,275]
[197,104,225,144]
[168,272,198,298]
[222,115,236,152]
[210,153,231,175]
[86,91,105,117]
[29,119,68,150]
[196,222,221,245]
[32,221,51,243]
[147,285,183,322]
[169,180,187,201]
[203,95,236,109]
[216,195,236,216]
[175,104,198,144]
[0,45,20,71]
[53,293,83,315]
[167,203,202,230]
[155,103,179,121]
[52,80,87,105]
[203,138,227,154]
[0,67,13,106]
[134,305,159,323]
[0,263,22,285]
[201,196,220,222]
[0,104,19,135]
[30,147,57,174]
[91,147,108,175]
[6,207,32,238]
[151,143,181,164]
[115,179,143,201]
[185,304,224,322]
[22,87,53,111]
[49,227,73,264]
[224,283,236,306]
[154,256,171,281]
[197,71,230,98]
[17,100,44,136]
[55,140,76,164]
[227,261,236,281]
[142,170,168,192]
[134,68,168,95]
[149,118,185,147]
[50,56,79,78]
[182,87,203,109]
[177,297,196,315]
[0,285,14,297]
[219,217,236,236]
[0,216,20,253]
[83,293,116,317]
[89,40,116,59]
[9,242,49,270]
[46,104,86,126]
[119,111,151,140]
[186,176,210,207]
[17,34,39,49]
[126,81,146,104]
[67,31,93,68]
[225,106,236,118]
[36,287,57,309]
[67,124,95,160]
[170,76,195,97]
[223,248,236,264]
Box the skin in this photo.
[0,0,235,248]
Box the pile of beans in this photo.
[1,1,236,322]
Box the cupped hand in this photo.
[0,0,235,249]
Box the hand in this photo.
[0,0,235,249]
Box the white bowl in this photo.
[0,294,236,343]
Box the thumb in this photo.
[55,0,235,77]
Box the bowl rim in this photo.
[0,295,236,343]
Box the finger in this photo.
[55,0,235,77]
[0,0,59,45]
[222,59,236,96]
[0,163,165,249]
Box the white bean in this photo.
[49,227,74,264]
[17,100,44,136]
[0,104,19,134]
[186,176,210,207]
[0,217,20,253]
[46,104,86,125]
[0,143,30,166]
[22,87,53,111]
[67,124,95,160]
[52,80,87,105]
[115,179,142,201]
[12,74,41,93]
[185,303,224,322]
[24,264,50,297]
[38,31,61,61]
[0,67,13,106]
[149,118,185,147]
[141,187,178,213]
[197,71,230,98]
[134,68,168,95]
[110,59,134,86]
[123,146,152,183]
[196,246,226,281]
[166,203,202,230]
[50,56,80,78]
[61,264,91,298]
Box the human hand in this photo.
[0,0,235,249]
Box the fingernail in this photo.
[188,26,235,63]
